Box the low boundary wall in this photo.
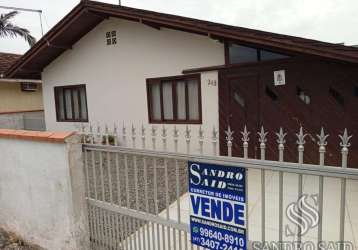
[0,129,89,250]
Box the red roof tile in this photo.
[0,52,21,75]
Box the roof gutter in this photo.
[0,78,42,84]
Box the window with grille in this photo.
[106,30,117,45]
[54,85,88,122]
[147,74,202,124]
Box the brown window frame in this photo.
[224,41,291,65]
[54,84,89,122]
[146,74,202,124]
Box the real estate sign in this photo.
[189,161,247,250]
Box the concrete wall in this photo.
[0,82,43,113]
[42,18,224,154]
[0,130,88,250]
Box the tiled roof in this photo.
[0,52,21,75]
[6,1,358,79]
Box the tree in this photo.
[0,11,36,47]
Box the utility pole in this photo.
[0,5,44,36]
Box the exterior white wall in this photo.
[0,136,88,250]
[42,18,224,154]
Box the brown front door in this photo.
[225,73,261,158]
[219,64,316,163]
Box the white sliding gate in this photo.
[81,124,358,250]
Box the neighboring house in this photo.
[0,52,44,130]
[5,1,358,166]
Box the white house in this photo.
[5,0,358,162]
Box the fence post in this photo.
[185,126,191,154]
[338,128,352,248]
[316,127,328,246]
[225,126,234,157]
[198,126,204,155]
[131,124,136,149]
[276,127,286,244]
[89,124,94,144]
[296,126,307,244]
[113,123,118,146]
[173,126,179,153]
[258,126,267,242]
[212,126,218,156]
[151,126,157,150]
[141,125,146,149]
[241,126,250,159]
[96,123,102,145]
[162,126,167,151]
[122,124,127,147]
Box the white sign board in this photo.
[274,70,286,86]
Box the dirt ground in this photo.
[0,229,42,250]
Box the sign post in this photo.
[189,161,247,250]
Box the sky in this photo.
[1,0,358,54]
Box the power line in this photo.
[0,5,41,13]
[0,5,44,36]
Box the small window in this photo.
[260,50,289,61]
[54,85,88,122]
[296,86,311,105]
[147,75,201,124]
[329,87,344,106]
[228,44,258,64]
[233,91,245,108]
[106,30,117,45]
[265,86,278,101]
[227,42,290,64]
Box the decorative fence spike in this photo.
[198,126,204,155]
[339,129,352,168]
[317,127,329,166]
[225,125,234,157]
[173,126,179,153]
[212,126,218,156]
[185,125,191,154]
[258,126,268,160]
[276,127,287,162]
[80,123,86,143]
[105,124,109,145]
[296,126,307,164]
[96,123,102,145]
[113,123,118,146]
[151,126,157,150]
[141,124,146,149]
[162,125,167,151]
[241,125,250,159]
[89,123,94,144]
[122,123,127,147]
[131,124,136,148]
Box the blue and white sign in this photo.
[189,161,247,250]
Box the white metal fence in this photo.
[81,124,358,250]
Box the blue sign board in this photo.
[189,161,246,250]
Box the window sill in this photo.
[56,120,89,123]
[149,120,202,125]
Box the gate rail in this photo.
[83,143,358,250]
